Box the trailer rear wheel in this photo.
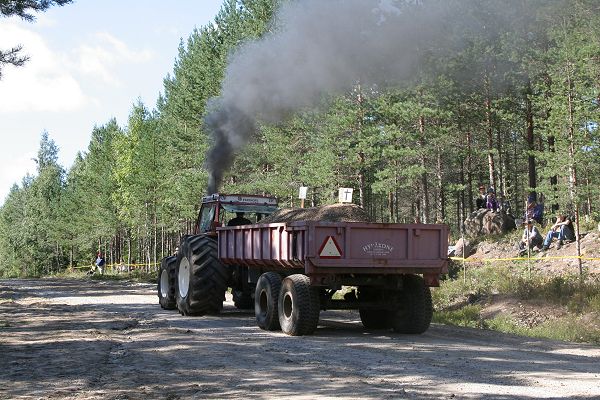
[233,289,254,310]
[278,274,320,336]
[389,275,432,334]
[157,255,178,310]
[255,272,283,331]
[358,287,391,329]
[176,235,230,316]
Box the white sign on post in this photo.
[338,188,353,203]
[299,186,308,199]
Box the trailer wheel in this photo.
[157,255,178,310]
[233,289,254,310]
[358,287,391,329]
[278,274,320,336]
[255,272,283,331]
[176,235,231,316]
[389,274,432,334]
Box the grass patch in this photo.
[434,263,600,344]
[486,314,600,344]
[433,305,483,329]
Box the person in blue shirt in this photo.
[524,193,544,225]
[95,252,106,275]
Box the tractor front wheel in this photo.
[176,235,231,316]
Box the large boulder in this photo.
[453,237,472,258]
[464,209,516,238]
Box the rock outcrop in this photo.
[464,209,516,238]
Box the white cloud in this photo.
[0,20,155,113]
[0,152,37,203]
[153,25,184,37]
[34,14,58,28]
[0,19,87,113]
[71,32,155,85]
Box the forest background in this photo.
[0,0,599,277]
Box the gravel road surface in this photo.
[1,278,599,399]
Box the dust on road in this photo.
[1,278,599,400]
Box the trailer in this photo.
[158,194,449,336]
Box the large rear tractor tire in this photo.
[157,255,178,310]
[176,235,231,316]
[278,274,320,336]
[389,274,432,334]
[255,272,283,331]
[358,286,391,329]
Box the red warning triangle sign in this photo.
[319,236,342,259]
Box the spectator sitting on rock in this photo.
[541,213,575,251]
[524,193,544,225]
[486,187,498,212]
[476,185,487,209]
[518,220,543,256]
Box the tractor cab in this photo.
[195,193,278,235]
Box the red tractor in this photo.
[157,193,278,315]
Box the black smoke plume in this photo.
[204,0,461,194]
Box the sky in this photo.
[0,0,223,204]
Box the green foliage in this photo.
[434,263,600,344]
[486,314,600,345]
[433,305,484,329]
[1,0,599,277]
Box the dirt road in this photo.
[1,278,599,400]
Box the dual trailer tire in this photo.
[255,273,320,336]
[389,274,433,334]
[157,255,178,310]
[255,272,283,331]
[358,274,432,334]
[358,286,391,329]
[176,235,231,316]
[233,289,254,310]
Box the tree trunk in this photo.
[460,158,466,230]
[466,130,474,213]
[585,174,592,217]
[436,147,444,222]
[525,82,537,190]
[484,73,496,191]
[496,126,505,205]
[153,209,158,270]
[388,191,394,223]
[418,115,429,223]
[566,61,583,276]
[355,84,366,209]
[127,230,132,266]
[548,135,559,213]
[358,152,366,208]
